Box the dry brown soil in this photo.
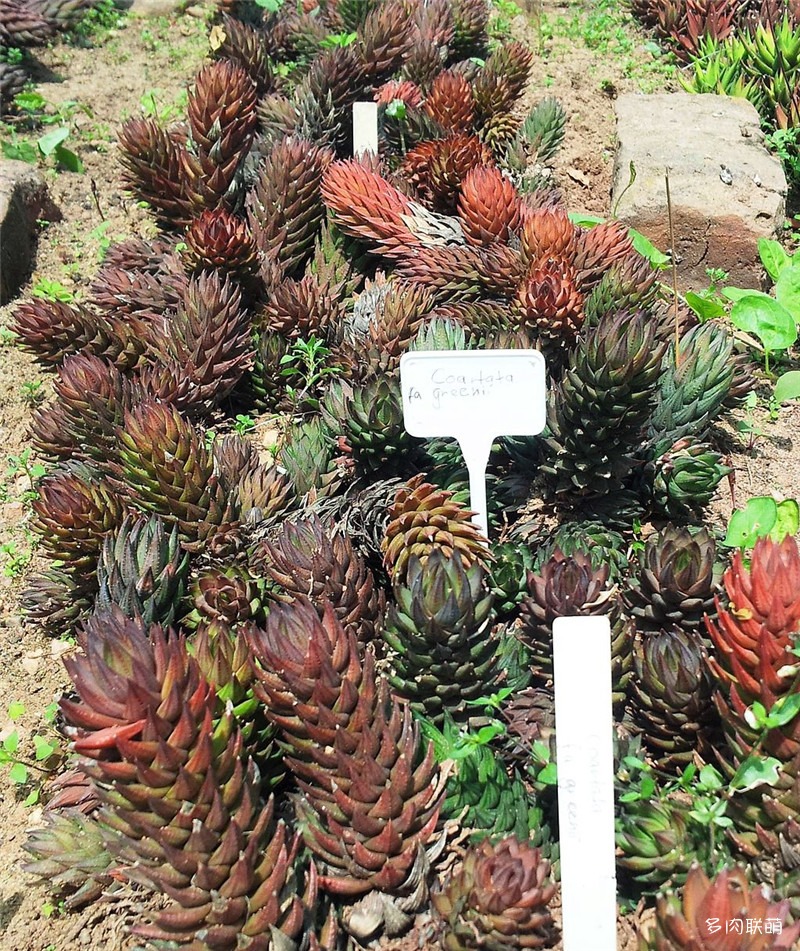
[0,1,797,949]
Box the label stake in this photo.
[553,616,617,951]
[352,101,378,156]
[400,349,546,538]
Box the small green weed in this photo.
[31,278,75,302]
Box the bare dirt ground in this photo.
[0,0,797,948]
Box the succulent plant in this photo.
[432,836,557,950]
[639,864,800,949]
[630,627,716,772]
[623,525,720,632]
[248,600,446,936]
[616,796,697,888]
[382,474,491,583]
[255,514,384,646]
[58,608,323,948]
[542,310,666,507]
[383,550,497,725]
[110,399,228,548]
[95,513,189,625]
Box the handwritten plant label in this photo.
[553,616,617,951]
[352,101,378,156]
[399,349,546,536]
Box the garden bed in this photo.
[0,0,799,949]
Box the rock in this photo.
[611,93,787,290]
[122,0,187,15]
[0,160,60,305]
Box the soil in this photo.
[0,1,797,949]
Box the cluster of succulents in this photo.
[11,0,800,945]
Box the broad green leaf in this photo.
[698,764,723,790]
[23,788,39,807]
[37,126,70,157]
[629,228,669,268]
[8,701,25,720]
[776,264,800,323]
[33,735,56,761]
[723,496,778,548]
[8,761,28,784]
[774,370,800,403]
[722,286,771,302]
[758,237,790,281]
[730,295,797,352]
[685,291,726,321]
[13,91,46,112]
[744,700,768,730]
[54,144,84,173]
[772,499,800,542]
[538,763,558,785]
[731,754,781,791]
[3,730,20,755]
[567,212,604,228]
[767,691,800,728]
[1,140,38,163]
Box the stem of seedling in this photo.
[665,167,680,366]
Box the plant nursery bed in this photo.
[0,0,799,949]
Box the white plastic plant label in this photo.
[352,102,378,156]
[399,349,546,536]
[553,616,617,951]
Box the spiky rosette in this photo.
[320,376,412,469]
[645,437,730,519]
[117,118,195,229]
[259,271,345,342]
[214,14,274,94]
[488,541,536,618]
[247,136,334,277]
[12,298,130,368]
[248,600,446,917]
[187,563,266,628]
[23,810,113,909]
[232,463,294,526]
[21,567,94,638]
[524,518,630,583]
[450,0,489,56]
[141,272,252,416]
[58,609,321,949]
[96,514,188,626]
[616,797,696,888]
[359,281,437,368]
[0,0,54,44]
[181,207,259,283]
[191,620,284,787]
[640,864,800,950]
[277,417,341,499]
[110,399,227,547]
[423,69,476,132]
[0,61,29,109]
[623,525,720,632]
[247,598,366,773]
[396,243,523,300]
[506,96,567,171]
[519,549,629,699]
[32,353,139,467]
[457,165,522,246]
[382,474,491,584]
[31,462,125,580]
[542,311,666,503]
[402,134,494,212]
[706,536,800,762]
[299,46,371,152]
[187,58,258,189]
[322,158,420,255]
[433,836,556,950]
[255,515,384,646]
[519,205,577,267]
[516,256,585,350]
[383,550,497,724]
[647,323,736,453]
[357,0,414,80]
[87,259,187,324]
[631,627,716,772]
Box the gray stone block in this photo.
[0,160,60,305]
[612,93,787,290]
